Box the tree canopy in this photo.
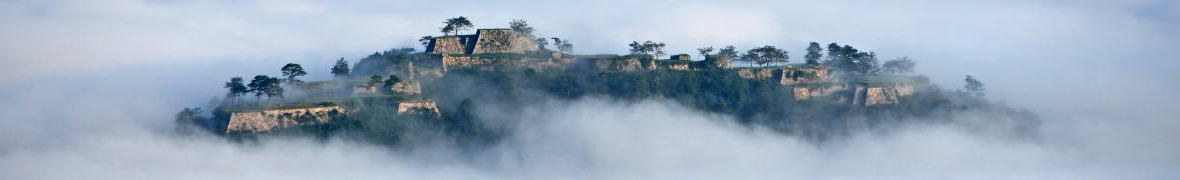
[697,46,715,58]
[281,63,306,84]
[509,19,534,36]
[805,42,823,65]
[331,58,350,77]
[418,36,433,50]
[628,41,666,58]
[964,75,985,97]
[550,38,574,53]
[223,77,248,104]
[882,57,916,74]
[717,46,739,60]
[741,45,789,67]
[441,17,474,36]
[247,75,283,102]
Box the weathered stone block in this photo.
[226,106,346,133]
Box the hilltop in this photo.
[174,18,1039,146]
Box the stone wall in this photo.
[390,81,420,95]
[431,29,540,55]
[738,67,833,85]
[780,67,833,85]
[847,83,916,106]
[664,63,691,70]
[352,85,379,96]
[429,36,470,55]
[792,84,845,100]
[707,56,733,69]
[473,29,515,54]
[511,36,540,53]
[226,106,347,133]
[468,29,540,54]
[737,68,779,79]
[790,82,915,105]
[442,56,575,72]
[395,101,440,115]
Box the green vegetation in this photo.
[964,75,985,97]
[441,16,474,36]
[550,38,574,53]
[741,45,790,67]
[246,75,283,103]
[331,58,350,77]
[805,42,823,65]
[183,20,1036,147]
[281,63,307,84]
[510,19,534,36]
[881,57,916,74]
[697,46,715,58]
[628,40,667,59]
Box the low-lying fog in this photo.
[2,0,1178,179]
[1,66,1176,179]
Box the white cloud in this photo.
[0,0,1178,178]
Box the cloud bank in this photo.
[1,0,1178,179]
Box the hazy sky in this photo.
[1,0,1178,179]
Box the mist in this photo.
[2,0,1179,179]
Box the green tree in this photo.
[881,57,916,74]
[247,75,271,102]
[717,45,738,59]
[383,75,402,89]
[964,75,985,97]
[826,44,879,74]
[281,63,306,84]
[331,58,350,77]
[442,16,474,36]
[263,76,283,102]
[697,46,715,58]
[510,19,534,36]
[804,42,823,65]
[551,38,573,53]
[628,40,666,58]
[418,36,433,50]
[742,45,789,67]
[535,38,549,50]
[174,107,206,135]
[825,43,841,64]
[368,75,384,87]
[223,77,248,104]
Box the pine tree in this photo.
[331,58,350,77]
[804,42,823,65]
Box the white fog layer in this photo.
[1,0,1178,179]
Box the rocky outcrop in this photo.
[226,106,346,133]
[395,101,440,115]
